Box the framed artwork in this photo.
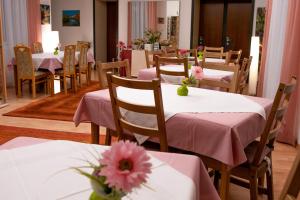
[40,4,50,25]
[255,7,266,43]
[62,10,80,26]
[158,17,164,24]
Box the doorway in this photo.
[197,0,253,57]
[94,0,118,62]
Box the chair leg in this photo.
[266,168,274,200]
[17,79,22,97]
[105,128,112,145]
[78,72,82,87]
[73,74,77,93]
[32,80,36,98]
[250,175,258,200]
[213,170,221,191]
[258,175,265,194]
[86,71,90,85]
[63,76,67,95]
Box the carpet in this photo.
[0,125,109,145]
[3,82,100,121]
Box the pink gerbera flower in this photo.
[99,141,152,193]
[192,66,204,80]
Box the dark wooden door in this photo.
[226,3,252,57]
[199,2,224,47]
[198,0,253,57]
[107,1,118,62]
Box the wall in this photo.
[51,0,93,47]
[252,0,267,36]
[118,0,192,49]
[156,1,167,40]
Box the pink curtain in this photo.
[27,0,42,47]
[147,2,157,31]
[257,0,273,97]
[277,0,300,145]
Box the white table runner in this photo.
[0,140,196,200]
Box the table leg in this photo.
[105,128,112,145]
[88,63,92,83]
[220,163,231,200]
[50,74,55,96]
[91,122,99,144]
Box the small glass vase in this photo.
[54,50,59,55]
[177,85,189,96]
[90,192,106,200]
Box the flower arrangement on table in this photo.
[54,43,61,55]
[75,140,152,200]
[178,49,190,58]
[177,75,197,96]
[197,46,204,60]
[144,29,161,44]
[132,38,145,50]
[116,41,128,60]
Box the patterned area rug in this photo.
[0,125,94,145]
[3,82,100,121]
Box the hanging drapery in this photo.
[129,1,157,43]
[261,0,288,99]
[2,0,28,86]
[277,0,300,145]
[257,0,273,97]
[147,1,157,31]
[27,0,42,48]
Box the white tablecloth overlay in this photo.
[0,140,196,200]
[32,51,80,69]
[159,65,233,84]
[116,84,266,143]
[198,58,226,63]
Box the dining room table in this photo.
[11,50,95,95]
[73,83,273,200]
[0,136,220,200]
[138,64,233,84]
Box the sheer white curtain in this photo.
[131,1,148,41]
[2,0,28,86]
[263,0,288,98]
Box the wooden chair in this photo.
[236,56,252,94]
[106,72,168,152]
[97,60,130,89]
[145,50,163,68]
[225,77,297,200]
[14,45,49,98]
[197,63,239,93]
[76,43,89,87]
[32,42,43,54]
[155,56,189,81]
[279,147,300,200]
[176,49,199,66]
[54,45,77,95]
[76,41,90,51]
[162,47,178,57]
[203,46,224,59]
[226,49,242,65]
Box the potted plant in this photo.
[132,38,144,50]
[144,29,161,51]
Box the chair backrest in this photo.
[32,42,43,54]
[76,41,90,51]
[176,49,199,66]
[203,46,224,59]
[226,49,242,64]
[236,56,252,94]
[63,45,76,75]
[14,45,34,79]
[198,62,239,93]
[252,76,297,166]
[97,60,131,89]
[78,44,89,71]
[106,72,168,152]
[279,147,300,200]
[162,47,177,57]
[107,72,168,151]
[155,56,189,80]
[145,50,163,68]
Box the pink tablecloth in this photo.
[73,88,272,167]
[0,137,220,200]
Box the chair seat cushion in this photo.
[244,140,272,164]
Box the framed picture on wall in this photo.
[40,4,50,25]
[255,7,266,43]
[62,10,80,26]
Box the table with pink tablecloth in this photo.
[0,137,220,200]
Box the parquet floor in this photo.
[0,69,299,199]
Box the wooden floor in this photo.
[0,69,299,200]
